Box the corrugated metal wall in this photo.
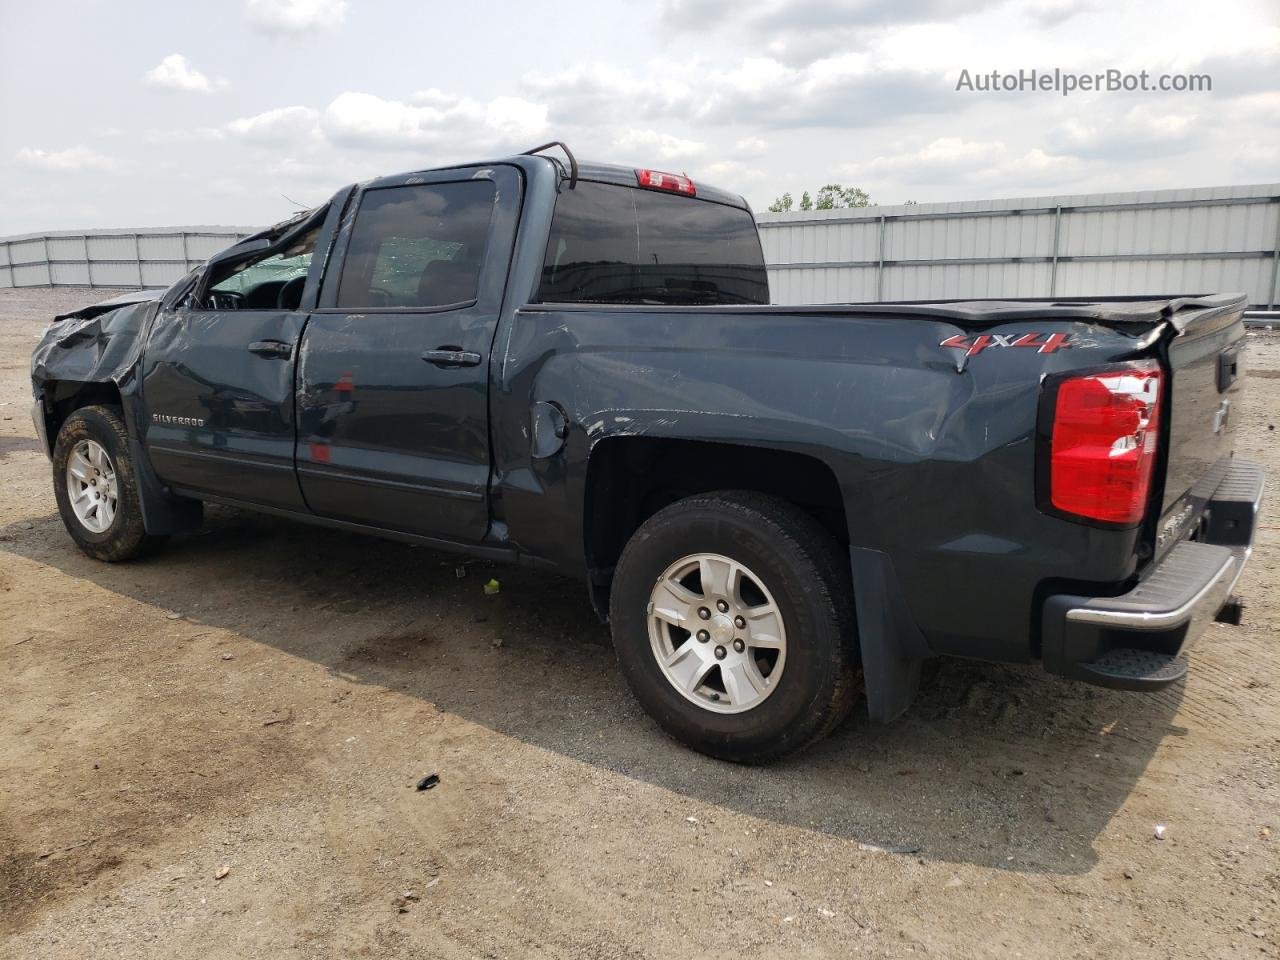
[0,227,254,289]
[5,183,1279,307]
[758,183,1280,309]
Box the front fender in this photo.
[31,299,157,398]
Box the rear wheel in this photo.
[52,405,166,562]
[610,491,860,762]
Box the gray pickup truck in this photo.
[31,144,1262,761]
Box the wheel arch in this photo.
[42,380,202,537]
[582,435,850,617]
[38,379,124,456]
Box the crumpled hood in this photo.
[53,288,165,323]
[33,296,162,395]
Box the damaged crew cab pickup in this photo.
[31,147,1263,762]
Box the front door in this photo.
[139,215,331,510]
[295,166,521,543]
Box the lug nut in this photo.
[732,638,745,653]
[716,599,729,613]
[734,615,746,629]
[714,645,727,660]
[696,629,710,642]
[697,607,711,620]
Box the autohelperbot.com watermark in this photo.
[955,68,1211,96]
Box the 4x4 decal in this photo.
[940,332,1072,357]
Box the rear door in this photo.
[295,165,521,542]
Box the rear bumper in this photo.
[1041,458,1263,691]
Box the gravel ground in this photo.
[0,287,1277,959]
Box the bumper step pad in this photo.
[1041,457,1262,692]
[1078,647,1188,690]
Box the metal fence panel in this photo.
[89,261,149,286]
[5,185,1279,309]
[12,263,50,285]
[8,239,46,266]
[86,234,142,262]
[185,234,242,259]
[758,183,1280,308]
[46,236,84,260]
[136,234,186,261]
[0,227,252,290]
[49,261,91,285]
[140,261,186,287]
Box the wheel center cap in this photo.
[709,613,735,646]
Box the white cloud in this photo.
[660,0,990,64]
[528,54,950,130]
[699,159,766,184]
[14,145,121,172]
[524,61,698,126]
[1016,0,1102,27]
[612,129,707,160]
[144,126,225,145]
[246,0,347,35]
[857,137,1006,176]
[849,137,1083,188]
[1049,106,1199,159]
[225,106,322,145]
[144,54,226,94]
[1231,140,1280,179]
[321,90,547,152]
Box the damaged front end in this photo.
[30,291,164,458]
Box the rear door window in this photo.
[538,181,769,305]
[336,181,495,309]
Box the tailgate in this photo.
[1155,295,1249,554]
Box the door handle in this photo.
[422,348,482,368]
[248,340,293,359]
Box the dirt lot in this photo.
[0,287,1277,959]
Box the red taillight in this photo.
[1048,361,1163,525]
[635,168,696,196]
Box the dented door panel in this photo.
[140,307,307,510]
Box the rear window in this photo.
[537,181,769,306]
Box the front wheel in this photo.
[610,491,860,763]
[52,405,167,562]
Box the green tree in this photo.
[767,192,793,213]
[769,185,872,212]
[814,183,871,209]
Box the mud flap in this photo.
[849,546,931,723]
[121,402,203,536]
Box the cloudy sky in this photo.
[1,0,1276,234]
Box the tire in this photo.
[610,491,861,763]
[52,405,167,562]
